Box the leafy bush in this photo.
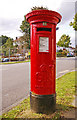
[58,49,63,52]
[31,6,48,11]
[57,50,68,57]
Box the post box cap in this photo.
[26,10,62,24]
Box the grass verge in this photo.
[0,60,30,65]
[1,71,76,119]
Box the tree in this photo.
[4,38,13,48]
[20,6,48,49]
[57,34,71,47]
[69,13,77,31]
[20,18,30,49]
[2,38,13,56]
[0,35,9,46]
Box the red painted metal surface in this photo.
[26,10,62,95]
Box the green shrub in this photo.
[57,50,68,57]
[58,49,63,52]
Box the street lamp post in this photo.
[9,48,10,62]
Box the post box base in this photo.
[30,92,56,114]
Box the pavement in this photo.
[0,57,76,115]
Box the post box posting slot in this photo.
[37,28,51,32]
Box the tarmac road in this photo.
[0,57,76,114]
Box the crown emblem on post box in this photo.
[43,22,47,26]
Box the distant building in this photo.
[56,44,75,52]
[13,37,30,57]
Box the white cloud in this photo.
[0,0,63,19]
[0,0,76,46]
[57,2,75,25]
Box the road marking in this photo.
[0,68,8,71]
[4,94,9,97]
[59,70,69,74]
[0,69,2,71]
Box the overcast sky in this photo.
[0,0,77,47]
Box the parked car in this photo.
[19,56,25,61]
[67,52,74,57]
[2,58,9,62]
[10,57,19,61]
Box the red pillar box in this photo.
[26,10,62,114]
